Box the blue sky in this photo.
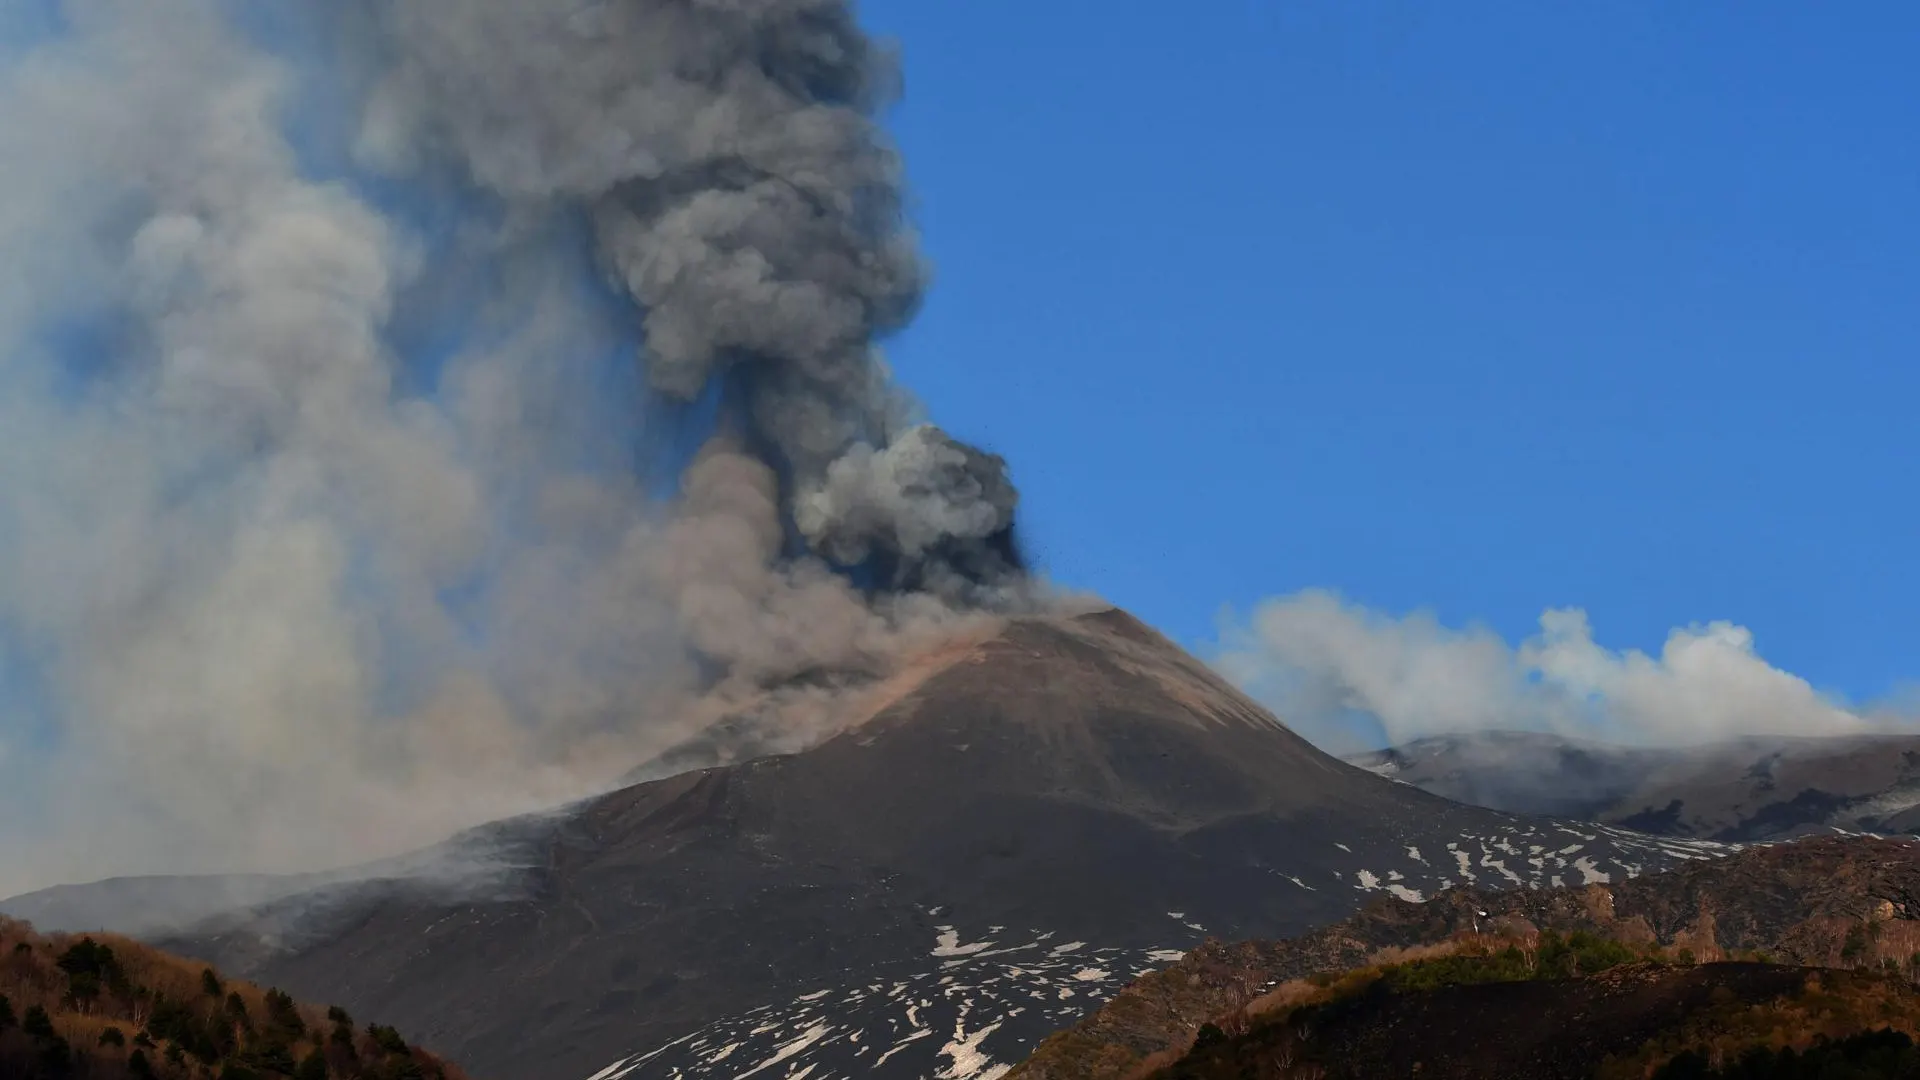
[861,1,1920,707]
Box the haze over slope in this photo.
[1349,730,1920,842]
[112,608,1720,1080]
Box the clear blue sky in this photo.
[860,1,1920,705]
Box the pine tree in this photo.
[24,1003,56,1039]
[295,1049,331,1080]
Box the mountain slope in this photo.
[1011,835,1920,1080]
[1349,731,1920,840]
[1146,959,1920,1080]
[18,609,1717,1080]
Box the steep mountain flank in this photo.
[15,610,1715,1080]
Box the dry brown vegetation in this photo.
[0,917,468,1079]
[1138,934,1920,1080]
[1012,837,1920,1080]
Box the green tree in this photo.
[295,1050,331,1080]
[202,968,224,998]
[24,1003,56,1039]
[1191,1023,1226,1051]
[100,1026,127,1047]
[368,1024,409,1056]
[0,992,15,1030]
[37,1034,73,1076]
[128,1049,156,1078]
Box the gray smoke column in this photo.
[359,0,1021,588]
[0,0,1036,899]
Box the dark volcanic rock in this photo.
[27,609,1714,1080]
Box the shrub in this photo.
[368,1023,410,1056]
[24,1003,56,1039]
[1536,931,1639,979]
[1384,946,1533,992]
[296,1049,331,1080]
[1652,1027,1920,1078]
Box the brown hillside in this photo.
[1013,836,1920,1080]
[1153,956,1920,1080]
[0,917,467,1080]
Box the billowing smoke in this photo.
[357,0,1020,590]
[0,0,1030,900]
[1213,589,1898,755]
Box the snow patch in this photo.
[935,1016,1008,1080]
[933,928,995,958]
[732,1024,830,1080]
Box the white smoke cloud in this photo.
[0,0,1038,901]
[1213,589,1881,754]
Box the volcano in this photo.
[9,608,1722,1080]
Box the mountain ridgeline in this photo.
[1349,730,1920,842]
[5,608,1719,1080]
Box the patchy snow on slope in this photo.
[933,927,996,958]
[587,932,1185,1080]
[587,823,1730,1080]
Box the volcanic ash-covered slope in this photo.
[157,609,1713,1080]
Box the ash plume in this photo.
[359,0,1020,591]
[0,0,1034,900]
